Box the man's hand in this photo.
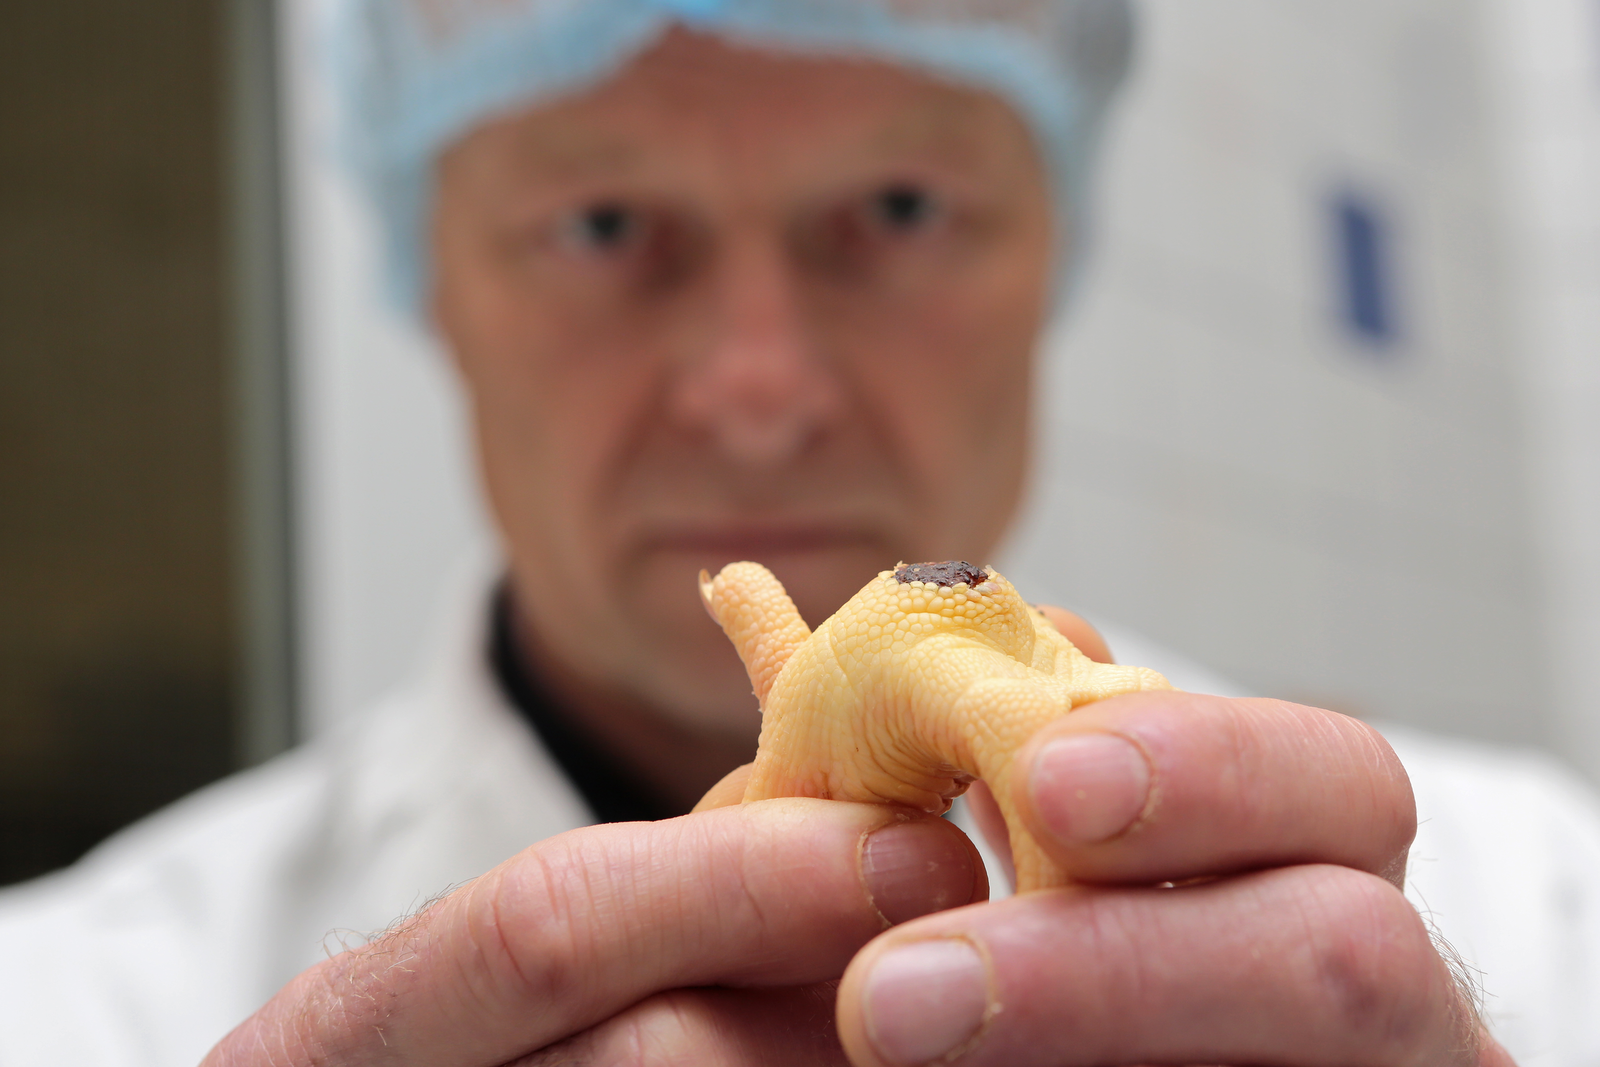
[829,605,1513,1066]
[200,799,984,1066]
[205,606,1514,1067]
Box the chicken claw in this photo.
[700,560,1172,891]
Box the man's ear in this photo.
[427,277,465,372]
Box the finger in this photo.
[1011,691,1416,886]
[509,984,848,1066]
[837,865,1478,1067]
[202,800,984,1067]
[1035,605,1113,664]
[974,605,1103,888]
[1480,1032,1520,1067]
[694,762,754,811]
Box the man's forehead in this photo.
[451,60,1018,186]
[343,0,1128,308]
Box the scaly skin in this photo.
[700,560,1172,891]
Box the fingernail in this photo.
[862,820,979,926]
[1031,734,1151,845]
[863,939,989,1065]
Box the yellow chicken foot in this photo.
[700,560,1172,891]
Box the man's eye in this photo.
[870,184,938,232]
[560,203,637,251]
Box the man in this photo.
[3,2,1598,1064]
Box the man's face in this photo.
[433,30,1054,736]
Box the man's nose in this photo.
[668,234,843,467]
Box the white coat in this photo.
[2,576,1599,1066]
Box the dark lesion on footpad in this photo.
[893,561,989,588]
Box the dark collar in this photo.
[488,584,678,824]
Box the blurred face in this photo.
[433,30,1054,736]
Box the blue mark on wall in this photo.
[1331,190,1400,352]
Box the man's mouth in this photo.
[639,524,885,559]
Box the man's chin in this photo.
[601,539,892,727]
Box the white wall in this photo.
[1481,0,1600,777]
[1004,0,1552,748]
[282,0,493,738]
[282,0,1598,768]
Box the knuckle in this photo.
[477,870,553,1004]
[518,991,738,1067]
[1303,868,1452,1058]
[610,991,729,1066]
[1343,717,1417,825]
[462,835,613,1010]
[219,957,371,1066]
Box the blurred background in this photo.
[3,0,1598,886]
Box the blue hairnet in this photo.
[330,0,1134,313]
